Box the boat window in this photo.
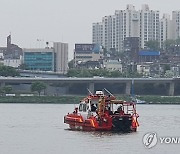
[83,104,87,112]
[79,104,83,112]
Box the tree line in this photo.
[66,68,142,78]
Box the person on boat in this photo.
[114,105,124,115]
[91,104,97,112]
[105,106,113,115]
[105,95,111,102]
[119,106,124,116]
[73,107,78,114]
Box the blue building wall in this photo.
[138,50,160,62]
[24,51,54,71]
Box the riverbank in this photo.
[138,95,180,104]
[0,95,180,104]
[0,96,85,104]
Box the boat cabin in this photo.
[78,99,98,113]
[107,100,136,116]
[78,91,105,112]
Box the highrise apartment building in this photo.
[172,11,180,39]
[92,4,160,52]
[92,22,103,47]
[102,15,116,52]
[139,4,160,48]
[115,5,139,51]
[160,14,173,48]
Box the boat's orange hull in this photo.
[64,113,138,131]
[64,113,112,131]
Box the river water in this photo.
[0,103,179,154]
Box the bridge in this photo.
[0,77,179,96]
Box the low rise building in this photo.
[138,50,160,63]
[23,48,54,71]
[103,60,122,72]
[0,35,22,67]
[4,56,22,68]
[171,65,179,77]
[137,64,150,76]
[76,61,101,69]
[74,44,103,67]
[123,37,140,62]
[4,35,22,59]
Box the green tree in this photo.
[66,68,143,78]
[163,39,175,49]
[0,88,4,96]
[31,82,47,96]
[109,70,122,77]
[79,69,92,77]
[124,72,142,78]
[145,40,160,50]
[164,70,174,78]
[66,69,80,77]
[163,64,170,75]
[3,85,12,94]
[175,38,180,45]
[68,60,74,69]
[163,39,180,53]
[0,65,20,77]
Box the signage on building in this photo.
[75,44,95,52]
[75,44,101,53]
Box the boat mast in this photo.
[104,88,114,97]
[87,88,93,95]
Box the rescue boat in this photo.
[64,90,139,132]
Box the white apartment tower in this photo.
[92,22,103,46]
[139,4,160,48]
[172,11,180,39]
[93,15,117,52]
[53,42,68,74]
[102,15,116,51]
[115,4,139,51]
[160,14,173,48]
[92,4,160,52]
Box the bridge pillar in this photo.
[88,82,94,94]
[125,82,131,95]
[169,82,175,96]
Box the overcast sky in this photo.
[0,0,180,60]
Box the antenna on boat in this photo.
[104,88,114,97]
[87,88,93,95]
